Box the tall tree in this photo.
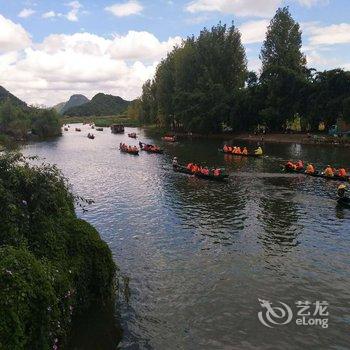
[260,7,306,75]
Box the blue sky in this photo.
[0,0,350,105]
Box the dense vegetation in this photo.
[64,93,131,117]
[0,153,117,349]
[138,7,350,134]
[55,94,90,115]
[0,87,62,142]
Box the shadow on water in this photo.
[67,301,122,350]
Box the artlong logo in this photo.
[258,299,329,329]
[258,299,293,328]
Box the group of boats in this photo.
[283,161,349,182]
[221,145,263,157]
[64,126,350,207]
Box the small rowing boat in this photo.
[283,166,350,182]
[128,133,137,139]
[87,133,95,139]
[173,164,228,182]
[162,136,176,142]
[139,142,164,154]
[120,143,139,155]
[219,148,263,158]
[75,128,81,132]
[96,127,103,131]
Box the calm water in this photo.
[23,125,350,350]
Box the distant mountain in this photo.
[63,93,131,116]
[0,86,27,108]
[61,94,89,114]
[52,102,66,113]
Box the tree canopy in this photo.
[137,7,350,133]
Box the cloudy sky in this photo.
[0,0,349,106]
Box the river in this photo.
[23,124,350,350]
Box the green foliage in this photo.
[64,93,131,117]
[0,98,62,141]
[138,8,350,133]
[261,7,306,75]
[0,153,116,349]
[140,22,247,133]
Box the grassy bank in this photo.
[62,115,140,127]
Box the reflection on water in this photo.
[23,125,350,349]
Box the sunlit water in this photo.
[23,124,350,349]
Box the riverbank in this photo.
[143,125,350,147]
[62,115,140,127]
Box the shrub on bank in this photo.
[0,153,116,349]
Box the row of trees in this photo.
[137,7,350,133]
[0,100,62,141]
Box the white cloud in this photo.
[185,0,281,17]
[105,1,143,17]
[109,31,182,60]
[0,14,32,52]
[18,8,36,18]
[297,0,329,7]
[307,23,350,46]
[66,1,82,22]
[42,11,57,19]
[0,13,181,106]
[240,20,269,44]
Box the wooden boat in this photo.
[96,127,103,131]
[111,124,125,134]
[87,133,95,139]
[283,166,350,182]
[120,146,139,155]
[139,142,164,154]
[219,148,263,157]
[75,128,81,132]
[162,136,176,142]
[338,197,350,208]
[173,164,228,182]
[128,133,137,139]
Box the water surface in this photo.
[23,125,350,349]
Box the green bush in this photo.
[0,153,116,349]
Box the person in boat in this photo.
[337,168,347,177]
[187,163,193,171]
[324,165,334,177]
[337,184,347,198]
[223,145,228,152]
[227,146,233,153]
[234,147,242,155]
[286,161,296,170]
[201,167,210,176]
[254,146,263,155]
[242,147,248,155]
[213,168,222,177]
[305,163,315,174]
[295,160,304,171]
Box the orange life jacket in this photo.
[242,148,248,155]
[324,167,334,177]
[306,164,315,174]
[338,168,347,177]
